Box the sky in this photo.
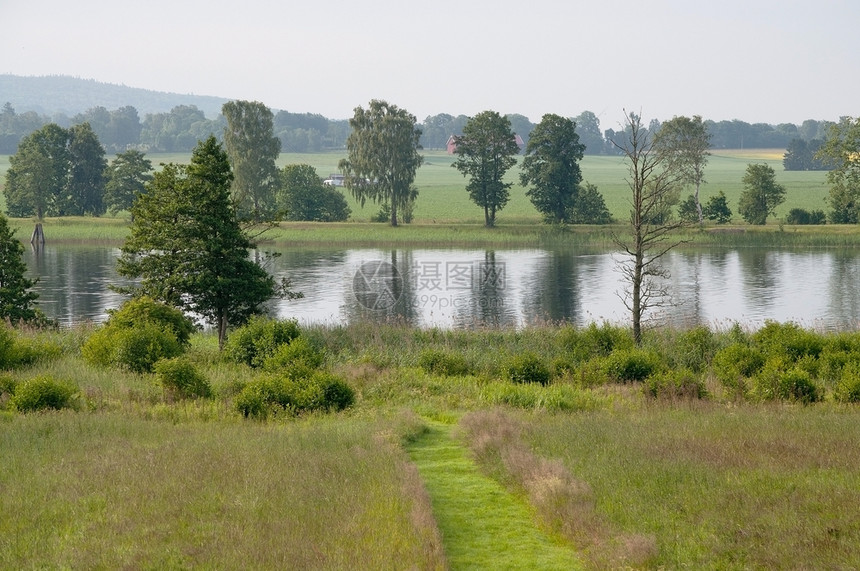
[2,0,859,127]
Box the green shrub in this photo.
[505,353,551,385]
[564,322,634,361]
[835,363,860,403]
[318,373,356,411]
[751,358,820,404]
[0,374,16,409]
[785,208,826,225]
[223,316,301,368]
[752,321,823,361]
[82,322,183,374]
[674,326,717,372]
[0,326,14,368]
[154,358,212,399]
[574,357,612,388]
[417,349,470,376]
[712,343,766,393]
[106,296,195,346]
[551,356,577,378]
[10,375,78,412]
[645,369,707,399]
[602,349,661,383]
[235,377,283,419]
[779,368,820,404]
[235,371,354,419]
[261,336,325,375]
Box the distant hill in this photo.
[0,74,230,118]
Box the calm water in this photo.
[21,244,860,330]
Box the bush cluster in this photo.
[228,318,354,419]
[706,321,860,403]
[505,352,551,385]
[418,349,471,377]
[82,298,193,373]
[8,375,78,412]
[0,325,64,370]
[154,358,212,399]
[223,316,301,368]
[236,371,354,419]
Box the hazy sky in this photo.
[3,0,859,126]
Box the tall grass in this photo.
[4,321,860,567]
[0,412,446,569]
[511,405,860,569]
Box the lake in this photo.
[21,244,860,331]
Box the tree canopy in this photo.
[817,116,860,224]
[451,111,520,227]
[104,149,153,218]
[278,164,350,222]
[738,163,786,225]
[654,115,710,224]
[117,136,279,349]
[520,114,585,224]
[339,100,423,227]
[222,100,281,222]
[4,123,70,219]
[3,122,107,219]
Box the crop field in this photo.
[0,149,830,225]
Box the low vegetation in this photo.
[2,317,860,567]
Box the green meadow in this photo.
[3,321,860,569]
[0,149,831,227]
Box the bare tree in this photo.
[611,112,686,344]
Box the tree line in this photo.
[3,101,351,224]
[0,101,840,156]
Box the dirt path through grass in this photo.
[406,421,583,570]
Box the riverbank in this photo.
[9,215,860,249]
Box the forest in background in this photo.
[0,74,839,156]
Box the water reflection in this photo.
[21,244,860,331]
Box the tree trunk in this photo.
[391,200,399,227]
[632,251,643,345]
[217,310,228,351]
[695,181,703,225]
[30,223,45,247]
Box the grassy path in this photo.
[406,421,583,570]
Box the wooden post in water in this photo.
[30,222,45,248]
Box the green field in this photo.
[0,149,830,226]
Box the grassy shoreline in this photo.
[8,215,860,249]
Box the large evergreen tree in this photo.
[0,212,40,324]
[451,111,520,227]
[339,100,423,227]
[117,136,279,349]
